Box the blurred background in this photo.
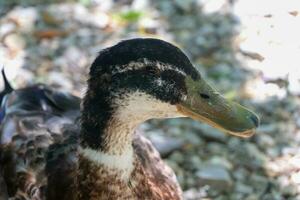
[1,0,300,199]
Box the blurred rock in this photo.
[228,140,267,169]
[206,156,233,170]
[257,134,275,148]
[244,194,260,200]
[183,187,209,200]
[48,72,73,90]
[206,142,225,155]
[249,174,269,196]
[6,7,38,32]
[288,72,300,96]
[150,135,184,157]
[169,151,185,163]
[291,172,300,184]
[0,22,16,38]
[174,0,195,12]
[257,124,278,134]
[185,132,204,146]
[281,184,298,197]
[233,168,249,182]
[187,156,202,170]
[62,46,88,69]
[3,33,26,52]
[41,10,63,26]
[196,164,232,190]
[14,68,34,86]
[235,182,253,195]
[200,0,229,14]
[192,123,227,143]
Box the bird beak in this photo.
[177,77,259,138]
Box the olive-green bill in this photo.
[177,77,259,138]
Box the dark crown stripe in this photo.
[91,38,200,80]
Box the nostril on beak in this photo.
[250,115,259,128]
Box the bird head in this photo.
[84,38,259,140]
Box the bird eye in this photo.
[199,93,210,99]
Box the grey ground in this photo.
[1,0,300,199]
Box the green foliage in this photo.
[117,10,143,23]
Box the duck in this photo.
[0,38,259,200]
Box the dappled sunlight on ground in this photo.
[233,1,300,198]
[0,0,299,199]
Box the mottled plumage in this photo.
[0,38,259,200]
[0,84,182,200]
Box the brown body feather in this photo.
[75,134,181,200]
[0,85,182,200]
